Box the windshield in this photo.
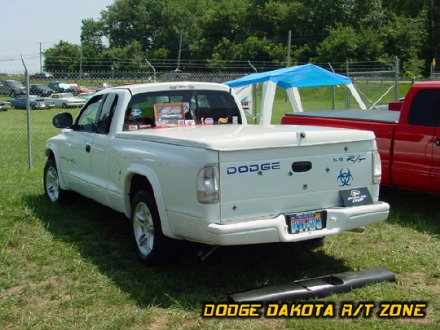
[123,89,242,130]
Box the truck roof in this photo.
[413,80,440,87]
[110,81,232,95]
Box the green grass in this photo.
[0,84,439,329]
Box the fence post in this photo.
[394,56,400,100]
[328,63,336,109]
[21,57,32,169]
[248,61,258,124]
[345,60,351,108]
[145,59,157,82]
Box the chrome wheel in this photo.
[130,189,166,265]
[44,158,67,203]
[45,166,60,202]
[132,201,155,257]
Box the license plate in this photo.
[287,211,326,234]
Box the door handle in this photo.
[435,139,440,147]
[85,143,91,153]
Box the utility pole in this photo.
[176,31,183,71]
[79,43,83,81]
[38,42,43,72]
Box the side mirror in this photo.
[53,112,73,128]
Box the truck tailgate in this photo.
[219,140,377,221]
[281,111,398,186]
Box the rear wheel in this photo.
[131,190,166,265]
[44,158,67,203]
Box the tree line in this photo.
[43,0,439,77]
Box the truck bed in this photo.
[284,109,400,124]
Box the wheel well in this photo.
[129,174,155,204]
[45,149,55,161]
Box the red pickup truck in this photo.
[281,81,440,194]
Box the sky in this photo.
[0,0,115,73]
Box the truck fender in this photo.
[45,143,68,191]
[123,163,177,239]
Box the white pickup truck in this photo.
[44,82,389,264]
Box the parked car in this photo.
[30,84,53,97]
[69,84,94,95]
[76,91,96,101]
[0,100,10,111]
[44,93,86,108]
[0,80,26,97]
[48,82,76,94]
[9,95,52,110]
[31,72,54,80]
[90,82,113,92]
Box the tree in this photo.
[43,41,81,72]
[381,14,427,76]
[189,0,251,59]
[40,0,437,76]
[314,25,382,63]
[100,41,149,72]
[100,0,164,51]
[81,19,105,52]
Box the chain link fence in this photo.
[0,58,435,170]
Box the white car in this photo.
[44,82,389,265]
[77,91,97,102]
[45,93,86,108]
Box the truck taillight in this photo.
[197,166,219,204]
[372,151,382,184]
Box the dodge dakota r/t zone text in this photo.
[44,82,389,265]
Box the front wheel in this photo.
[131,190,166,265]
[44,158,67,203]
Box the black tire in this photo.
[62,103,67,108]
[131,190,166,265]
[43,158,67,203]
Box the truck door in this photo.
[88,93,119,206]
[64,95,105,198]
[392,88,440,193]
[431,126,440,192]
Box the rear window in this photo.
[123,89,241,130]
[408,89,440,127]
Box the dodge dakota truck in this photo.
[281,81,440,194]
[44,82,389,264]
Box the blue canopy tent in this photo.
[224,63,366,125]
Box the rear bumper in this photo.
[206,202,389,245]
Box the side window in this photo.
[76,95,104,132]
[96,94,118,134]
[123,94,155,131]
[408,89,440,127]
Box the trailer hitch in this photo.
[230,268,395,303]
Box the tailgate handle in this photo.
[292,161,312,172]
